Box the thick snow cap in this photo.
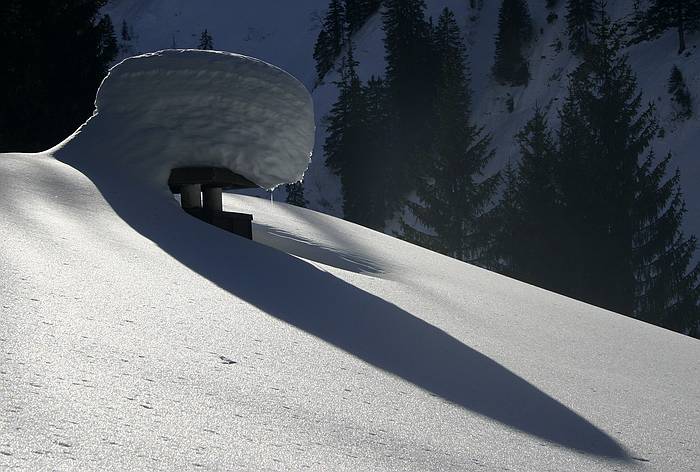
[89,49,314,190]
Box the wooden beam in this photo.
[168,167,258,192]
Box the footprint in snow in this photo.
[219,355,236,365]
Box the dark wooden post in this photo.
[181,184,202,209]
[203,187,223,212]
[168,167,258,240]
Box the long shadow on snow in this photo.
[62,159,630,461]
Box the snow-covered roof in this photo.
[56,49,315,190]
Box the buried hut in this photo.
[58,49,315,239]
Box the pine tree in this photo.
[488,162,519,274]
[324,42,369,225]
[98,15,118,64]
[668,65,693,119]
[493,107,566,290]
[313,0,346,83]
[0,0,118,152]
[403,9,498,263]
[641,0,700,54]
[492,0,533,86]
[121,19,131,42]
[198,29,214,50]
[285,181,308,207]
[359,76,392,230]
[382,0,435,211]
[556,10,700,333]
[565,0,596,54]
[634,152,700,336]
[345,0,381,34]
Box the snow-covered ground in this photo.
[1,139,699,469]
[103,0,700,239]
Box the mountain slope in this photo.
[103,0,700,242]
[1,141,699,470]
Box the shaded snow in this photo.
[54,49,314,190]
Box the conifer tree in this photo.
[345,0,381,34]
[488,162,519,274]
[634,152,700,336]
[359,76,392,230]
[640,0,700,54]
[0,0,118,152]
[565,0,596,54]
[285,181,308,207]
[198,29,214,50]
[313,0,346,83]
[668,65,693,119]
[324,42,369,225]
[492,0,533,85]
[403,9,497,262]
[98,15,118,63]
[382,0,435,210]
[493,108,566,289]
[556,10,700,332]
[121,20,131,42]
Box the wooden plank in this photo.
[168,167,258,192]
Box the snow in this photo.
[1,150,699,469]
[1,4,699,470]
[53,49,314,191]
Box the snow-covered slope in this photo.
[1,150,699,469]
[103,0,700,239]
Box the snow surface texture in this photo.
[1,149,699,471]
[103,0,700,242]
[55,49,314,190]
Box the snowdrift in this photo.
[2,150,699,470]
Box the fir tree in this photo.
[198,29,214,50]
[492,107,566,290]
[285,181,308,207]
[382,0,435,210]
[345,0,381,34]
[634,152,700,336]
[492,0,533,86]
[565,0,596,54]
[0,0,118,152]
[98,15,118,64]
[403,9,498,263]
[313,0,346,83]
[556,10,700,333]
[324,42,369,225]
[121,19,131,42]
[359,76,392,230]
[119,19,135,55]
[488,162,519,274]
[640,0,700,54]
[668,65,693,119]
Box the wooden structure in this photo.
[168,167,257,239]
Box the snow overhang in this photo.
[87,49,315,190]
